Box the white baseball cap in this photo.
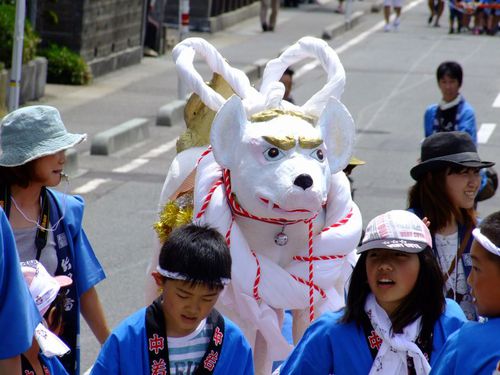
[358,210,432,254]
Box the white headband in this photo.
[472,228,500,257]
[156,266,230,286]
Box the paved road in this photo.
[38,1,500,370]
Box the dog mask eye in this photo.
[311,149,325,162]
[264,147,285,161]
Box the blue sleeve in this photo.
[41,355,70,375]
[279,315,334,374]
[430,330,459,374]
[91,333,121,375]
[0,209,41,359]
[424,105,437,137]
[65,194,106,296]
[218,318,254,375]
[457,104,477,143]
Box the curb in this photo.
[90,118,151,155]
[157,99,186,127]
[209,3,261,33]
[322,10,364,40]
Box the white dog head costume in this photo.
[151,36,362,372]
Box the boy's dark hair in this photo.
[408,167,476,234]
[478,211,500,266]
[0,162,36,188]
[283,68,295,77]
[342,248,445,349]
[159,223,231,289]
[436,61,463,86]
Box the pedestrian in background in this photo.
[424,62,476,141]
[276,210,466,374]
[0,208,41,374]
[280,68,295,104]
[261,0,279,31]
[0,105,110,374]
[431,211,500,374]
[408,131,495,321]
[427,0,444,26]
[383,0,403,31]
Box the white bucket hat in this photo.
[0,105,86,167]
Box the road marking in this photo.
[493,93,500,108]
[141,138,177,158]
[73,178,111,194]
[113,138,177,174]
[295,0,424,80]
[477,123,496,144]
[112,158,149,173]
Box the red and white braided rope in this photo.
[195,160,357,322]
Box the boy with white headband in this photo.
[431,211,500,374]
[21,260,72,374]
[92,223,253,374]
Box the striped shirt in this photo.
[168,317,213,375]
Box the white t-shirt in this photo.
[435,232,475,319]
[14,226,58,275]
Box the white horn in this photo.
[260,36,346,117]
[173,37,259,112]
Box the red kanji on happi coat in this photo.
[148,333,165,355]
[43,366,50,375]
[151,359,167,375]
[368,330,383,350]
[203,350,219,371]
[24,371,35,375]
[213,327,223,346]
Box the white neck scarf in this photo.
[439,94,461,110]
[364,293,431,375]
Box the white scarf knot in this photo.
[364,293,431,375]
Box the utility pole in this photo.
[8,0,26,112]
[177,0,189,99]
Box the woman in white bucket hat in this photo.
[0,106,110,374]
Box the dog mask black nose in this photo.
[294,174,313,190]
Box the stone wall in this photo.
[35,0,145,77]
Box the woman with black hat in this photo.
[407,131,495,321]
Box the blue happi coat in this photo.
[431,317,500,375]
[91,306,254,375]
[279,299,466,374]
[0,208,41,359]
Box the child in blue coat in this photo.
[431,211,500,374]
[92,224,254,375]
[278,210,467,375]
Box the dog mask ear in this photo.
[210,95,247,169]
[318,97,355,174]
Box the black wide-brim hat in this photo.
[410,131,495,181]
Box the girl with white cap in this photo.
[277,210,467,374]
[0,106,110,374]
